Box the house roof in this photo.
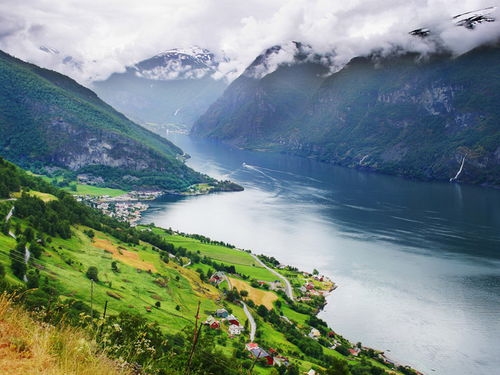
[250,348,270,358]
[348,348,360,356]
[205,315,216,324]
[309,328,321,337]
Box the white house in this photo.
[228,324,244,335]
[308,328,321,339]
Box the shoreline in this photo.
[154,224,421,374]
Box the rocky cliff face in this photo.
[193,47,500,188]
[45,120,168,171]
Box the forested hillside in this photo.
[0,157,416,375]
[0,50,209,191]
[193,46,500,188]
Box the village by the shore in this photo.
[75,191,163,225]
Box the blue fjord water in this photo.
[141,134,500,375]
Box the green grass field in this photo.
[75,184,127,197]
[147,230,278,282]
[35,174,127,197]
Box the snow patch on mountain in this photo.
[132,47,221,81]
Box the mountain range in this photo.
[93,47,227,133]
[192,43,500,188]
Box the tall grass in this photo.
[0,293,131,375]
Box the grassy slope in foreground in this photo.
[0,159,415,375]
[0,294,131,375]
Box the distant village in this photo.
[75,190,163,225]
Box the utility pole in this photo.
[90,279,94,321]
[185,301,202,375]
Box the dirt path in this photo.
[5,207,13,222]
[248,253,294,300]
[241,301,256,342]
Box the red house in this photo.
[250,348,273,365]
[227,314,240,326]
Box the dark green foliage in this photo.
[85,266,99,282]
[83,229,95,239]
[29,242,43,259]
[326,358,352,375]
[0,263,5,279]
[257,304,268,317]
[10,242,27,280]
[335,345,351,356]
[26,269,40,289]
[225,288,240,302]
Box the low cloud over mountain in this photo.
[0,1,498,84]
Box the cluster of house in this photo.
[204,308,244,336]
[93,201,149,224]
[299,281,330,298]
[309,328,346,351]
[76,190,163,224]
[245,343,289,367]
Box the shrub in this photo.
[86,266,99,282]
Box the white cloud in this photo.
[0,0,498,84]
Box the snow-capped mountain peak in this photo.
[132,46,220,80]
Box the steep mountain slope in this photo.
[0,50,210,191]
[93,48,227,131]
[192,46,500,187]
[193,43,329,144]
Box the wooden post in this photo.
[249,352,259,375]
[185,301,201,375]
[98,300,109,337]
[90,280,94,321]
[102,300,108,319]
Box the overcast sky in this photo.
[0,0,498,84]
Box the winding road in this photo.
[5,207,14,222]
[241,301,256,342]
[222,273,232,289]
[248,253,294,300]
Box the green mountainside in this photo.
[192,46,500,188]
[0,50,211,191]
[0,158,417,375]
